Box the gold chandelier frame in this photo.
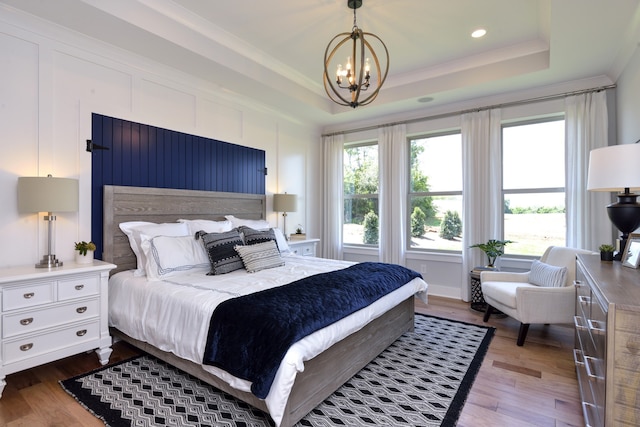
[323,0,389,108]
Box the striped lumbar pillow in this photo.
[235,240,285,273]
[529,260,567,287]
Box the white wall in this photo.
[617,45,640,145]
[0,9,320,268]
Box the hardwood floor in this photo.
[0,296,583,426]
[416,296,583,427]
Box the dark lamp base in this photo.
[607,192,640,260]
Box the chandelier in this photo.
[323,0,389,108]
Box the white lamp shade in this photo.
[587,144,640,192]
[273,193,297,213]
[18,176,79,213]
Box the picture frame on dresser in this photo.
[621,234,640,268]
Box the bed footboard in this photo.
[110,297,415,427]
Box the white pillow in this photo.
[234,240,285,273]
[272,228,290,253]
[529,260,568,287]
[225,215,270,230]
[118,221,190,276]
[177,219,233,235]
[140,234,210,280]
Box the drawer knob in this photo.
[76,306,87,314]
[75,284,85,290]
[23,292,35,299]
[76,329,87,337]
[578,295,591,305]
[573,348,585,367]
[20,343,33,351]
[587,319,606,335]
[20,317,34,326]
[584,355,604,382]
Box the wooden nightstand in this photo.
[288,238,320,257]
[0,260,115,398]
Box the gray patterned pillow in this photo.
[197,230,245,275]
[529,260,567,287]
[234,240,284,273]
[239,226,278,247]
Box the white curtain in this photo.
[565,91,611,250]
[321,133,344,260]
[378,124,407,264]
[461,109,502,301]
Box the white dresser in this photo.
[0,260,115,397]
[288,238,320,257]
[574,254,640,426]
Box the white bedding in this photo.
[109,254,428,426]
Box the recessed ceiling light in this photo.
[471,28,487,38]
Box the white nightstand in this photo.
[288,238,320,257]
[0,260,115,398]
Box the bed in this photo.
[102,185,428,427]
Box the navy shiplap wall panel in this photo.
[91,113,266,258]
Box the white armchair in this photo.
[481,246,593,346]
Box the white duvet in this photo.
[108,254,428,426]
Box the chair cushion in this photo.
[529,260,568,287]
[481,281,538,309]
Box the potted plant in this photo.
[599,244,615,261]
[74,241,96,264]
[470,239,513,268]
[290,224,306,240]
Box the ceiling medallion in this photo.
[323,0,389,108]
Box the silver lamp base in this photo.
[36,254,63,268]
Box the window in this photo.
[409,132,463,251]
[343,143,379,245]
[502,119,566,256]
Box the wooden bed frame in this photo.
[102,185,415,427]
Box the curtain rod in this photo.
[321,84,616,138]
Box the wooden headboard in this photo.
[102,185,266,275]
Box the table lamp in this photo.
[273,193,297,240]
[18,175,79,268]
[587,144,640,260]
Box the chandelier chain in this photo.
[352,6,357,31]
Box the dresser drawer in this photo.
[3,320,100,365]
[291,243,315,256]
[2,282,55,311]
[2,298,99,338]
[58,275,99,301]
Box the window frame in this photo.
[501,116,567,256]
[342,140,380,247]
[407,130,463,253]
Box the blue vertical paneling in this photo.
[90,113,266,258]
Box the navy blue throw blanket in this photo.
[202,262,422,399]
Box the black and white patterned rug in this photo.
[60,314,494,427]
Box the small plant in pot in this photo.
[599,244,615,261]
[470,239,513,268]
[74,241,96,264]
